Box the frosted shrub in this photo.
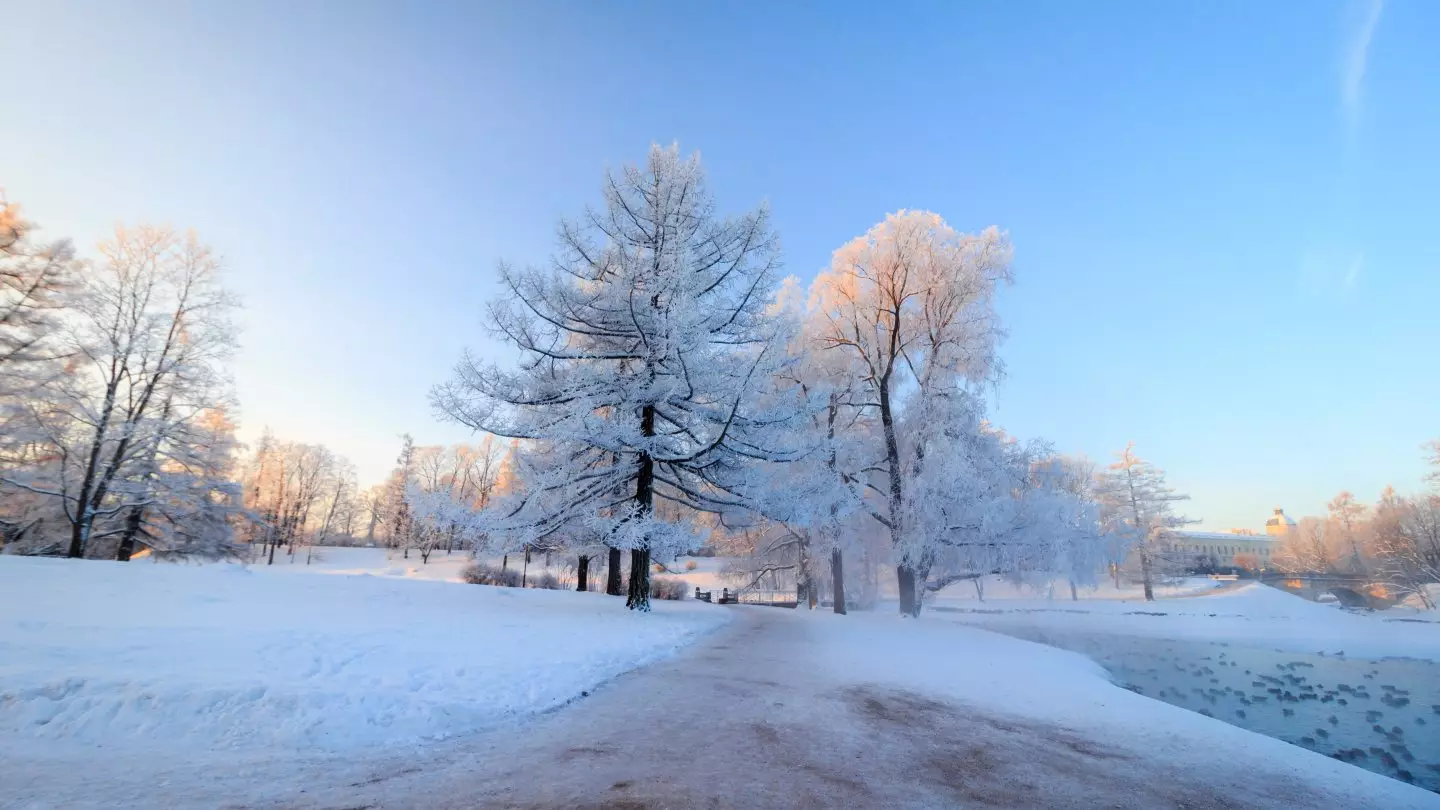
[684,559,698,572]
[528,572,562,590]
[462,563,522,588]
[650,576,687,601]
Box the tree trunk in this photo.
[897,565,918,617]
[1138,545,1155,601]
[627,547,652,611]
[1069,578,1078,601]
[115,510,143,561]
[626,405,657,612]
[502,554,508,571]
[577,555,590,592]
[830,547,846,615]
[606,546,623,595]
[877,379,910,616]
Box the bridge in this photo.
[1259,572,1395,609]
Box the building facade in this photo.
[1163,508,1293,571]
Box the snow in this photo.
[252,544,478,582]
[809,610,1438,807]
[0,554,727,756]
[929,577,1440,661]
[4,556,1438,807]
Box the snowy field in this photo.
[0,553,726,757]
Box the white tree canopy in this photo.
[433,144,804,610]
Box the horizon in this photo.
[4,0,1436,528]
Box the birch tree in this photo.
[2,226,237,559]
[808,211,1012,615]
[433,144,802,611]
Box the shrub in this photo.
[684,559,698,572]
[461,563,523,588]
[527,571,562,590]
[650,576,687,601]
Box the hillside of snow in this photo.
[0,555,727,754]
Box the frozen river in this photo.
[937,612,1440,793]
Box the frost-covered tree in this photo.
[808,211,1012,615]
[1327,491,1369,574]
[433,145,802,611]
[1274,516,1337,574]
[728,280,867,612]
[0,226,238,559]
[1096,443,1192,601]
[384,434,417,558]
[1047,455,1108,599]
[0,196,79,433]
[241,438,350,564]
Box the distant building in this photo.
[1163,508,1293,571]
[1263,507,1297,537]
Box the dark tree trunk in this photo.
[626,405,656,612]
[502,554,508,571]
[831,547,847,615]
[626,548,652,610]
[1139,546,1155,601]
[1069,578,1078,601]
[606,546,623,595]
[577,555,590,592]
[877,375,911,617]
[115,506,144,562]
[897,565,919,617]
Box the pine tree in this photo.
[433,145,801,611]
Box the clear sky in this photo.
[3,1,1436,529]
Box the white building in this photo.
[1163,508,1293,571]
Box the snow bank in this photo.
[0,556,726,753]
[930,580,1440,661]
[806,611,1438,807]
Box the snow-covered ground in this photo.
[5,555,1438,807]
[0,553,726,757]
[927,577,1440,792]
[247,544,479,582]
[930,577,1440,661]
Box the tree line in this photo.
[1271,448,1440,608]
[428,144,1219,615]
[0,193,509,565]
[10,153,1429,617]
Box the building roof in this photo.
[1170,529,1277,543]
[1264,507,1297,529]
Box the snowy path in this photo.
[253,608,1432,810]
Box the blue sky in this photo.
[3,1,1436,529]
